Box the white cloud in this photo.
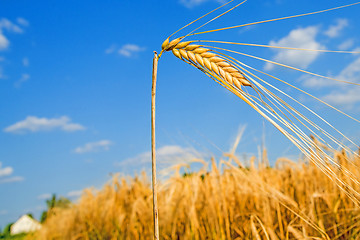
[0,18,27,51]
[0,176,24,184]
[180,0,209,8]
[179,0,224,8]
[105,44,117,54]
[67,190,82,198]
[22,57,29,67]
[17,18,29,27]
[117,145,205,167]
[4,116,86,133]
[0,162,22,184]
[0,31,10,50]
[14,73,30,88]
[238,25,256,35]
[106,44,145,57]
[322,88,360,106]
[0,18,23,33]
[0,66,4,79]
[37,193,52,200]
[338,39,354,51]
[0,18,28,84]
[300,75,332,88]
[118,44,145,57]
[301,56,360,107]
[353,47,360,55]
[265,26,324,70]
[302,56,360,88]
[74,140,113,154]
[336,56,360,83]
[0,162,13,177]
[324,18,348,38]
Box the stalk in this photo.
[151,51,159,240]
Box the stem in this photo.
[151,51,159,240]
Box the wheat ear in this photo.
[161,37,251,90]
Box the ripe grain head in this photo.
[161,37,251,90]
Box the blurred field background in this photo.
[28,143,360,240]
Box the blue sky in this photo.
[1,0,360,228]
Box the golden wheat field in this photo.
[29,143,360,240]
[2,0,360,240]
[7,2,360,240]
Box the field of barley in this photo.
[29,144,360,240]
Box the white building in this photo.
[10,215,41,235]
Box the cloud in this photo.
[105,44,117,54]
[14,73,30,88]
[0,18,28,88]
[74,140,113,154]
[322,88,360,106]
[300,75,332,88]
[37,193,52,200]
[0,162,23,184]
[118,44,145,57]
[180,0,209,8]
[353,47,360,54]
[17,18,29,27]
[0,162,13,177]
[0,66,4,79]
[106,44,145,57]
[338,39,354,51]
[0,31,10,50]
[336,56,360,83]
[179,0,225,8]
[22,57,29,67]
[4,116,86,133]
[264,26,324,70]
[67,190,83,198]
[302,56,360,88]
[117,145,205,168]
[0,18,23,34]
[324,18,348,38]
[301,56,360,107]
[0,176,24,184]
[0,18,27,51]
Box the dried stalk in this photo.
[151,51,159,240]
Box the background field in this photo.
[30,145,360,239]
